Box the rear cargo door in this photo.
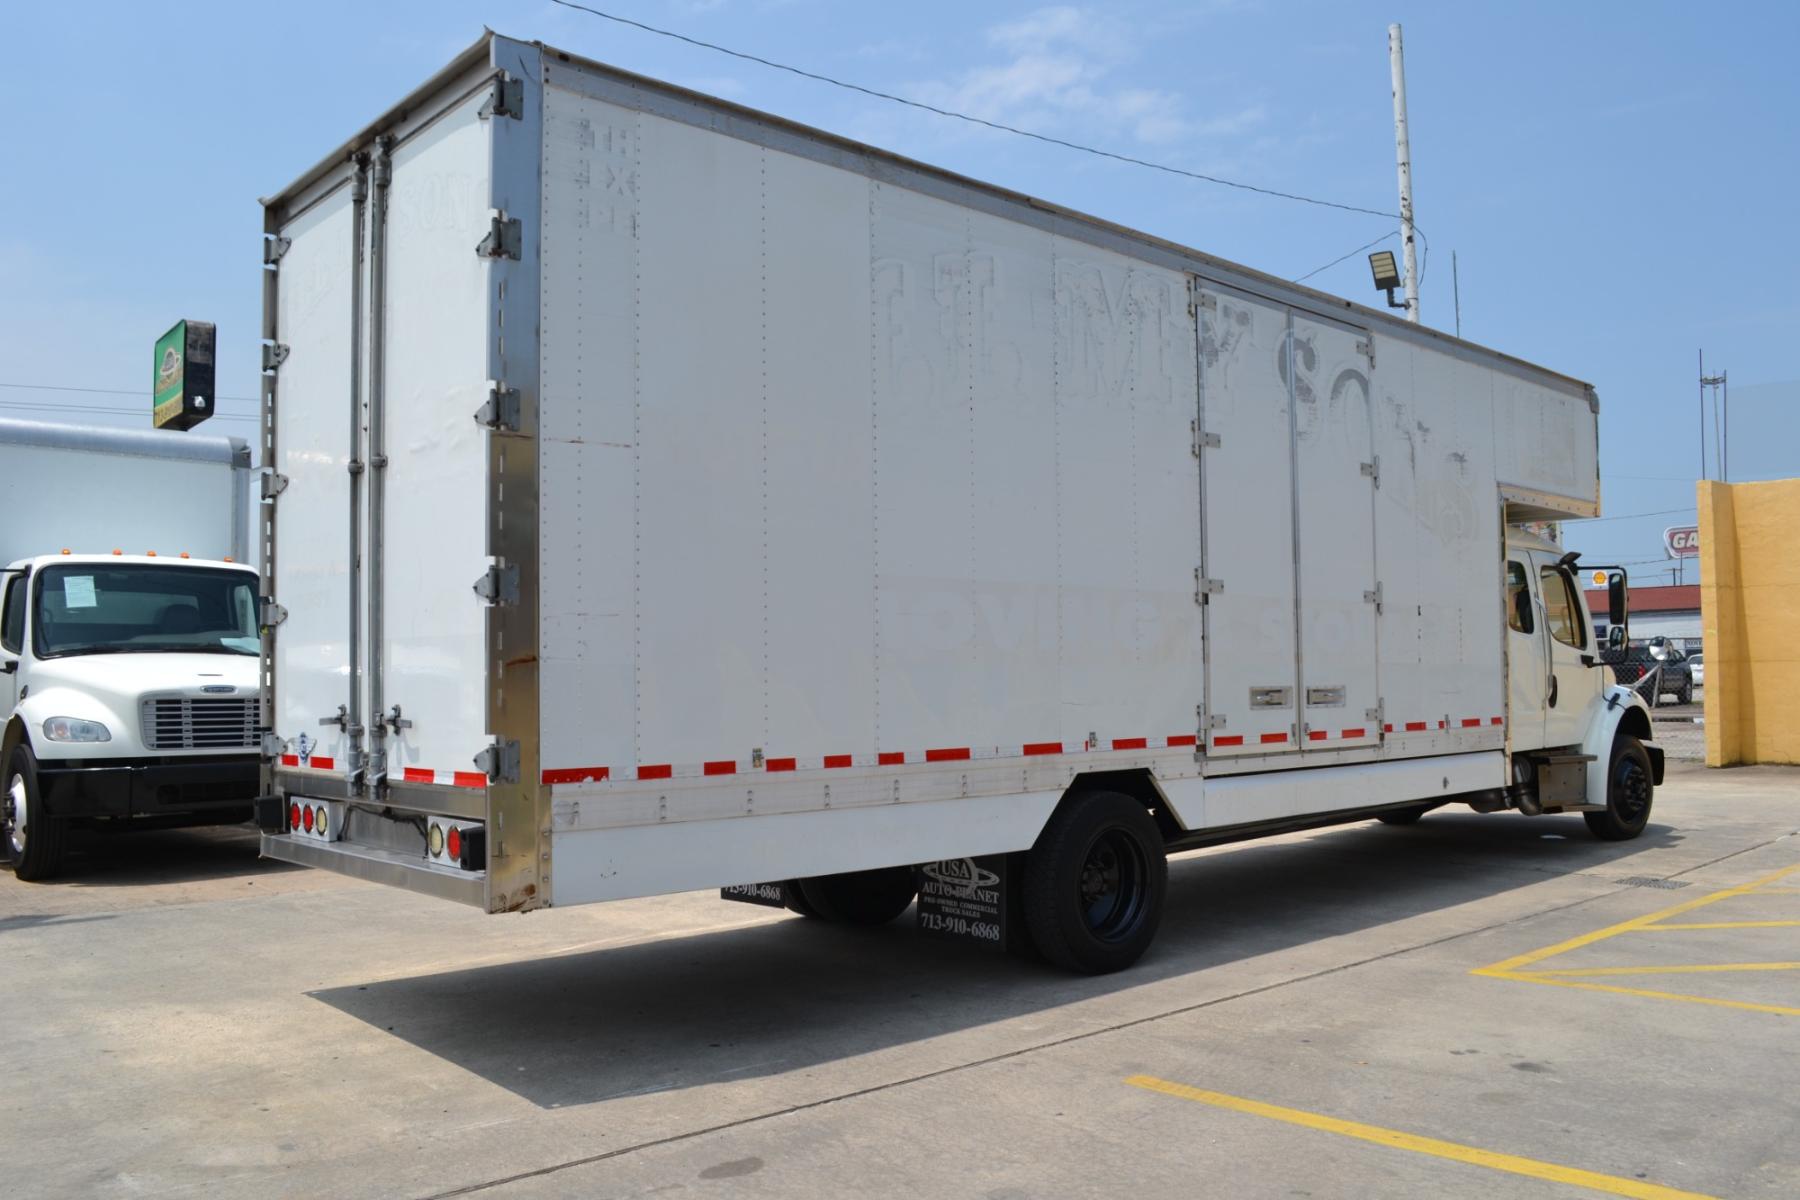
[370,89,497,791]
[1291,313,1381,751]
[1196,286,1300,756]
[269,178,360,783]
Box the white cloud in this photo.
[902,5,1260,149]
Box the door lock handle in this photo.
[1547,676,1559,708]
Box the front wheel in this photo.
[6,744,69,881]
[1023,791,1166,974]
[1585,735,1654,841]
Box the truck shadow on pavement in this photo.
[48,823,300,888]
[312,812,1681,1110]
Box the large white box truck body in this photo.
[259,34,1657,967]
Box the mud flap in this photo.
[917,853,1027,953]
[719,881,789,907]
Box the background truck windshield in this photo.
[32,565,259,657]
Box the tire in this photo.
[1376,806,1428,826]
[5,744,69,882]
[795,866,917,925]
[1022,790,1166,974]
[1585,735,1654,841]
[1676,684,1693,706]
[781,880,823,919]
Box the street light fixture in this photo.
[1368,250,1406,310]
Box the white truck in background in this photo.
[257,34,1658,973]
[0,418,262,879]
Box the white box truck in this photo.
[256,34,1659,971]
[1,417,263,879]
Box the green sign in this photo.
[152,319,216,431]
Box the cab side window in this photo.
[1539,566,1586,649]
[1505,561,1533,634]
[1,574,23,654]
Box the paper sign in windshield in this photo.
[63,576,98,609]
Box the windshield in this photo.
[32,564,259,658]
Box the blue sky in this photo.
[5,1,1795,579]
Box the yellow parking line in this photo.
[1125,1075,1717,1199]
[1473,863,1800,978]
[1480,973,1800,1018]
[1529,961,1800,978]
[1635,920,1800,931]
[1750,887,1800,895]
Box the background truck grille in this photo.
[140,697,260,750]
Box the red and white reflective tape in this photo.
[543,734,1199,787]
[400,767,488,789]
[279,753,337,771]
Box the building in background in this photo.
[1586,584,1701,652]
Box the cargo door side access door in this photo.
[1291,313,1381,752]
[1195,285,1301,757]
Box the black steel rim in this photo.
[1612,754,1650,823]
[1077,828,1150,943]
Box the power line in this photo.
[546,0,1430,238]
[1565,506,1697,524]
[1294,231,1395,284]
[0,398,258,423]
[0,381,259,404]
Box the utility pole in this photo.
[1698,350,1706,481]
[1701,360,1728,481]
[1388,23,1420,323]
[1452,251,1462,337]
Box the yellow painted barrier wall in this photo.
[1698,477,1800,765]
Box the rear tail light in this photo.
[302,805,314,832]
[289,802,301,831]
[426,819,485,871]
[284,800,343,843]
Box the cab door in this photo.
[1538,560,1599,748]
[0,571,24,721]
[1504,558,1546,750]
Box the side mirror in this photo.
[1607,572,1627,626]
[0,659,15,675]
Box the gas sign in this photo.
[1664,526,1700,558]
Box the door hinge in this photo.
[260,598,288,627]
[262,342,290,371]
[1367,701,1385,726]
[477,214,522,260]
[1363,582,1384,614]
[473,739,521,785]
[475,385,522,432]
[263,235,291,265]
[1202,712,1228,730]
[260,470,289,500]
[1356,337,1375,366]
[261,732,285,759]
[473,562,520,605]
[1195,570,1224,604]
[1191,421,1221,456]
[482,76,525,121]
[1360,456,1380,487]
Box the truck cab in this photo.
[1,554,264,879]
[1501,528,1662,834]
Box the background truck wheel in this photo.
[1376,806,1429,826]
[795,867,917,925]
[1023,790,1166,974]
[5,744,69,882]
[1585,735,1654,841]
[780,880,823,919]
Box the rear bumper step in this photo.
[261,833,484,907]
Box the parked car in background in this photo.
[1612,639,1694,705]
[1689,652,1704,689]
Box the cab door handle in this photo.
[1547,676,1558,708]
